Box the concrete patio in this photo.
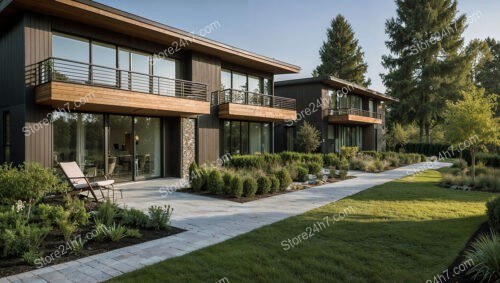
[0,162,451,283]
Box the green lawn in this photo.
[109,170,496,283]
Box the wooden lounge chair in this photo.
[59,161,122,201]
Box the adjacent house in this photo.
[274,77,398,153]
[0,0,300,182]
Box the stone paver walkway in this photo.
[1,162,450,283]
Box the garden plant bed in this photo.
[179,175,357,203]
[0,225,184,277]
[445,221,492,283]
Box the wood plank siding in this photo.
[218,103,296,122]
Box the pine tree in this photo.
[382,0,469,143]
[313,14,371,86]
[475,38,500,116]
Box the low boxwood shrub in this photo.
[257,176,271,195]
[276,169,292,191]
[338,169,348,179]
[279,151,301,164]
[477,152,500,168]
[286,163,299,181]
[306,162,322,176]
[230,175,243,198]
[222,172,233,195]
[487,197,500,232]
[207,170,224,195]
[297,165,309,182]
[301,154,323,165]
[269,175,280,193]
[339,158,349,171]
[229,155,265,169]
[324,153,340,167]
[243,178,258,197]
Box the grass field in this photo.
[109,170,496,283]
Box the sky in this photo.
[95,0,500,93]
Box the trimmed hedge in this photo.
[243,178,258,197]
[257,176,271,195]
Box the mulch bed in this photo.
[178,176,356,203]
[0,226,184,277]
[444,222,492,283]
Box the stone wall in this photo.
[181,118,196,178]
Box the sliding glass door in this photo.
[134,117,161,179]
[109,115,134,182]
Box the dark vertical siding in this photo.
[274,83,323,152]
[0,16,26,165]
[23,13,52,167]
[190,52,221,164]
[163,117,181,177]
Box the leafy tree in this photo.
[313,14,370,86]
[443,85,499,179]
[385,123,408,151]
[296,122,321,153]
[382,0,469,143]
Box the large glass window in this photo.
[53,33,89,63]
[52,33,90,83]
[249,122,262,154]
[221,69,232,90]
[232,72,247,103]
[220,69,272,105]
[109,115,133,182]
[91,41,117,86]
[153,58,181,96]
[248,76,261,105]
[3,112,10,163]
[369,99,375,113]
[334,125,363,151]
[135,117,161,179]
[328,89,337,109]
[118,49,151,93]
[222,120,271,155]
[351,95,362,110]
[53,113,104,178]
[339,93,349,108]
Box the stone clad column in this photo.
[180,118,196,178]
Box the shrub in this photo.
[222,172,233,195]
[349,158,368,171]
[306,162,322,176]
[474,162,491,176]
[125,228,142,238]
[1,223,51,257]
[473,175,500,192]
[229,155,265,169]
[188,161,198,182]
[120,207,149,228]
[276,169,292,191]
[200,167,210,191]
[243,178,258,197]
[107,223,127,242]
[230,176,243,198]
[324,153,340,167]
[297,166,309,182]
[487,197,500,232]
[362,151,382,160]
[0,162,66,206]
[451,159,466,170]
[386,156,400,167]
[465,232,500,282]
[93,220,109,242]
[269,175,280,193]
[64,195,89,227]
[340,146,358,160]
[96,200,118,226]
[207,170,224,195]
[36,204,63,227]
[147,205,173,230]
[339,169,348,179]
[279,151,302,164]
[69,238,86,255]
[22,250,42,266]
[296,121,321,153]
[257,176,271,195]
[191,167,204,192]
[374,160,387,171]
[339,158,349,171]
[286,163,299,181]
[301,154,323,165]
[476,152,500,168]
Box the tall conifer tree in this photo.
[314,15,371,86]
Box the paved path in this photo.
[1,162,450,283]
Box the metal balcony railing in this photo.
[212,89,296,110]
[32,57,208,101]
[329,108,383,119]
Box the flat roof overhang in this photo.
[275,76,399,102]
[1,0,301,75]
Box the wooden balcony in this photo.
[32,58,210,117]
[213,89,296,122]
[327,108,382,125]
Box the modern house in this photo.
[274,77,398,153]
[0,0,300,182]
